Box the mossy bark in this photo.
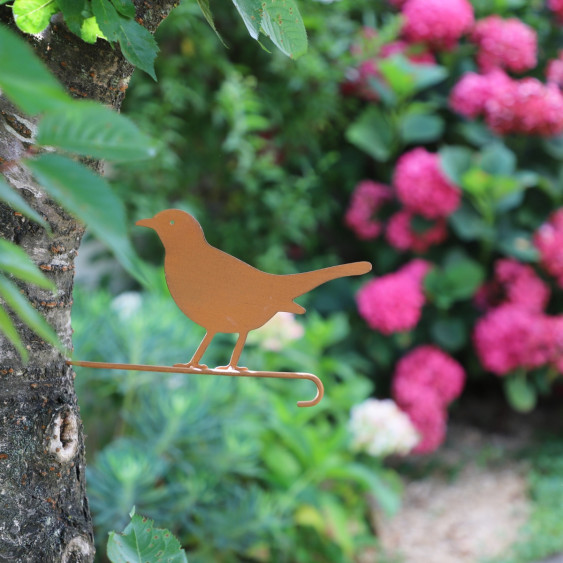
[0,3,177,560]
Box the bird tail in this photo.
[282,261,372,302]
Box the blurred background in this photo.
[72,0,563,561]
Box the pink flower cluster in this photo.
[474,305,551,376]
[357,259,430,334]
[450,70,563,136]
[386,210,448,253]
[548,0,563,22]
[475,258,550,313]
[393,148,461,218]
[401,0,474,50]
[470,16,537,74]
[393,346,465,453]
[472,256,563,377]
[547,51,563,89]
[345,180,393,240]
[534,209,563,288]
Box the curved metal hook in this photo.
[66,361,324,407]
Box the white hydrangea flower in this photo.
[247,312,305,351]
[349,399,419,457]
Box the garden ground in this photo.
[373,398,563,563]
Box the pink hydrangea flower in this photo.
[386,210,448,253]
[393,345,466,407]
[546,316,563,373]
[401,0,475,50]
[471,16,537,74]
[393,148,461,219]
[451,70,563,136]
[534,209,563,287]
[547,51,563,89]
[357,259,430,335]
[473,305,551,376]
[548,0,563,22]
[397,388,447,454]
[345,180,393,240]
[475,258,550,313]
[450,72,496,118]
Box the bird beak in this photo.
[136,217,155,229]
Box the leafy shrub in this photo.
[72,287,400,561]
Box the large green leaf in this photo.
[439,145,473,185]
[345,107,394,162]
[231,0,307,59]
[13,0,58,34]
[0,239,54,289]
[37,101,158,162]
[0,26,72,115]
[107,510,188,563]
[26,154,146,283]
[399,113,444,144]
[0,274,59,349]
[116,17,159,80]
[260,0,307,59]
[504,372,537,413]
[0,176,49,229]
[0,305,27,361]
[110,0,136,18]
[58,0,87,36]
[91,0,121,40]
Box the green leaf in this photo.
[496,229,539,262]
[0,305,27,361]
[0,176,49,229]
[378,55,447,99]
[399,113,444,144]
[91,0,121,40]
[58,0,86,35]
[439,146,473,185]
[346,106,394,162]
[110,0,135,18]
[431,318,467,352]
[0,239,54,290]
[107,511,188,563]
[0,26,72,115]
[37,101,158,162]
[424,259,485,309]
[449,202,493,242]
[504,373,537,413]
[13,0,58,34]
[26,154,147,283]
[260,0,307,59]
[196,0,226,45]
[231,0,307,59]
[80,16,106,43]
[116,17,159,80]
[0,274,60,349]
[480,143,516,176]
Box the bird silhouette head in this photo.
[136,209,205,248]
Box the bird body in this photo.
[137,209,372,370]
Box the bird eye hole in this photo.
[170,220,175,225]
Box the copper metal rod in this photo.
[66,360,324,408]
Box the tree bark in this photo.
[0,3,177,560]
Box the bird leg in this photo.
[174,331,216,370]
[217,332,249,371]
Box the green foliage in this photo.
[107,509,188,563]
[37,101,158,162]
[72,288,393,561]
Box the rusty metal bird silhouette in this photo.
[67,208,372,407]
[136,209,372,371]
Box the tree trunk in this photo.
[0,3,177,560]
